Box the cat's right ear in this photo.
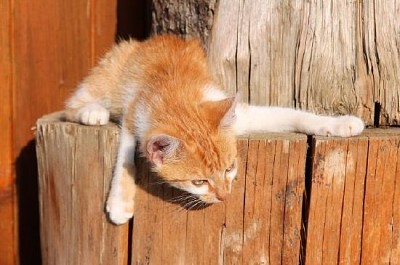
[146,134,180,166]
[199,97,237,129]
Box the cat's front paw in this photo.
[78,103,110,125]
[317,115,364,137]
[106,196,134,225]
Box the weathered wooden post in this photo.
[36,113,128,265]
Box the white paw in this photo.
[106,196,134,225]
[78,103,110,125]
[317,116,365,137]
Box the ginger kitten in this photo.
[65,35,364,225]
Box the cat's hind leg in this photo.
[106,127,136,225]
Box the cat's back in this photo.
[130,35,212,98]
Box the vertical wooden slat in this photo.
[222,138,248,264]
[161,187,188,264]
[10,1,117,264]
[282,140,306,264]
[132,158,164,264]
[361,132,400,264]
[306,129,400,264]
[93,0,117,62]
[337,138,368,264]
[391,145,400,264]
[36,114,129,265]
[306,138,357,264]
[242,139,267,263]
[0,0,16,263]
[202,199,225,264]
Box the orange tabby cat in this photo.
[65,35,364,225]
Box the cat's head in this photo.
[145,98,238,204]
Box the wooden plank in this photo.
[240,137,307,264]
[337,138,368,264]
[11,1,117,263]
[0,0,17,263]
[131,158,164,264]
[93,0,117,62]
[222,139,248,264]
[13,0,90,144]
[361,132,400,264]
[306,129,400,264]
[282,139,307,264]
[36,113,129,265]
[306,137,366,264]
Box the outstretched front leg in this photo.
[106,127,136,225]
[234,104,365,137]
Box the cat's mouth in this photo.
[198,194,226,204]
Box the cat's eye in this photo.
[192,180,207,186]
[226,161,236,173]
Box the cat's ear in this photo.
[146,134,180,166]
[200,97,237,129]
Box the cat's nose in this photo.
[216,191,228,201]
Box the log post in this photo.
[35,113,128,265]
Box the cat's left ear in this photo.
[146,134,180,166]
[200,97,237,129]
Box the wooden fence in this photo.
[36,113,400,264]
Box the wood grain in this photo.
[363,1,400,125]
[0,0,17,264]
[131,134,307,264]
[6,1,118,264]
[305,129,400,264]
[361,130,400,264]
[36,113,129,265]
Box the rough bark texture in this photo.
[151,0,218,46]
[151,0,400,126]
